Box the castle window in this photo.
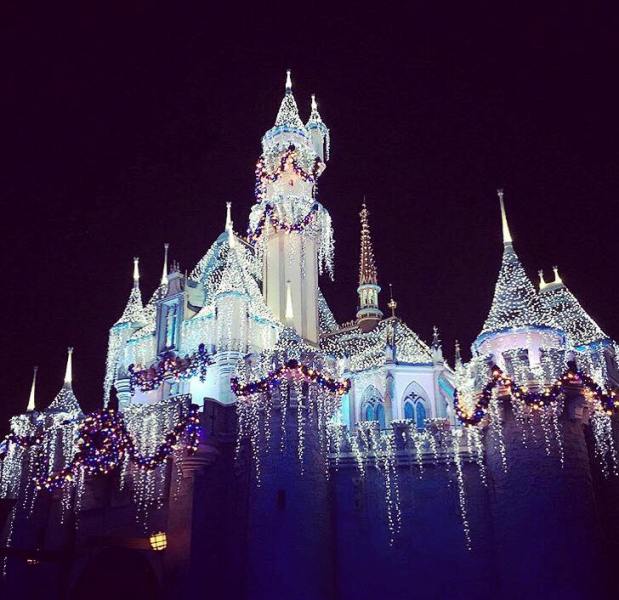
[404,401,414,420]
[361,385,385,428]
[402,382,430,430]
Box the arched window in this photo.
[402,382,430,430]
[375,403,386,429]
[415,402,426,430]
[361,385,385,428]
[404,401,414,420]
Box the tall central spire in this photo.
[356,201,383,332]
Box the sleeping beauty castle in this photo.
[2,72,619,600]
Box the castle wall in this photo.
[485,396,605,599]
[331,457,496,599]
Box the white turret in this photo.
[27,366,38,412]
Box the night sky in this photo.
[2,5,618,429]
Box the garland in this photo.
[129,344,211,393]
[231,358,351,397]
[247,202,320,244]
[34,402,200,492]
[454,361,619,426]
[254,144,322,201]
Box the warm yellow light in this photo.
[149,531,167,551]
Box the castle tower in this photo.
[257,71,330,344]
[473,190,563,365]
[356,202,383,332]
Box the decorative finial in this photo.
[538,269,547,289]
[27,366,38,412]
[432,325,441,348]
[285,281,294,321]
[133,257,140,288]
[455,340,462,367]
[285,69,292,92]
[161,244,169,285]
[311,94,317,111]
[387,283,397,317]
[552,265,563,284]
[497,188,513,246]
[64,347,74,386]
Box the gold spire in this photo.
[553,265,563,284]
[497,188,513,246]
[161,243,169,285]
[27,366,38,412]
[359,201,378,286]
[285,69,292,92]
[64,347,74,387]
[538,269,547,290]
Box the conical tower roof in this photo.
[540,267,609,348]
[273,70,307,132]
[115,257,146,326]
[46,348,82,415]
[479,191,550,336]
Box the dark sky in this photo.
[2,4,618,428]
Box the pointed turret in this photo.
[115,257,146,326]
[479,190,549,337]
[47,347,81,415]
[27,366,38,412]
[356,202,383,332]
[273,70,306,132]
[306,94,330,161]
[539,266,609,348]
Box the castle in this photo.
[1,72,619,599]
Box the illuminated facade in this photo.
[2,74,619,600]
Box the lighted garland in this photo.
[129,344,211,393]
[0,431,43,458]
[454,361,619,426]
[254,144,322,201]
[231,358,350,398]
[247,202,320,244]
[34,404,200,492]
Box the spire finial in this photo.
[311,94,317,111]
[27,366,38,412]
[64,347,74,386]
[387,283,397,317]
[552,265,563,284]
[285,69,292,92]
[133,257,140,288]
[497,188,513,246]
[455,340,462,367]
[285,280,294,321]
[432,325,441,348]
[161,244,169,285]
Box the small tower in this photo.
[473,190,563,363]
[259,71,330,343]
[356,202,383,332]
[306,94,330,162]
